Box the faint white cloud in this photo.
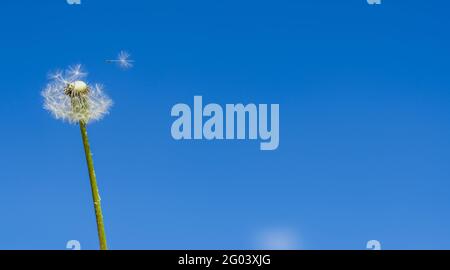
[254,228,301,250]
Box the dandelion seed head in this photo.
[65,80,89,96]
[68,64,86,78]
[42,65,113,124]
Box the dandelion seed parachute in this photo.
[42,65,113,124]
[117,51,134,69]
[106,51,134,69]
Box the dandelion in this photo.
[42,65,111,250]
[43,65,112,124]
[106,50,134,69]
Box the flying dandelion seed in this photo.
[106,50,134,69]
[42,65,111,250]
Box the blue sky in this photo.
[0,0,450,249]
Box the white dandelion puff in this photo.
[68,64,87,78]
[42,65,113,124]
[106,50,134,69]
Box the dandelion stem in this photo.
[79,121,108,250]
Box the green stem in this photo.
[79,121,108,250]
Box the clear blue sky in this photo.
[0,0,450,250]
